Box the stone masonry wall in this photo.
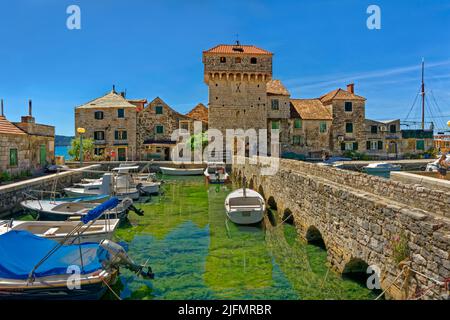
[233,156,450,299]
[0,164,100,217]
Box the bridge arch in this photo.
[267,196,278,211]
[306,225,326,249]
[282,208,294,225]
[342,258,371,286]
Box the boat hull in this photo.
[0,271,117,300]
[226,210,264,225]
[160,167,204,176]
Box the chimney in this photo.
[21,99,35,124]
[1,99,3,117]
[120,91,126,98]
[112,85,116,93]
[347,83,355,94]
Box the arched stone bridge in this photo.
[232,157,450,300]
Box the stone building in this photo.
[203,43,272,134]
[75,88,138,161]
[136,97,193,160]
[0,100,54,176]
[203,42,433,159]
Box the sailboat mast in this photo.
[421,58,425,130]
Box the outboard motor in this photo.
[99,240,154,279]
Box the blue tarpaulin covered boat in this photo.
[0,230,116,300]
[0,230,105,280]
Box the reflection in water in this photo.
[109,176,377,300]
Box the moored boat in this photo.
[0,230,153,299]
[0,219,120,244]
[204,162,229,184]
[225,186,265,225]
[160,166,204,176]
[20,197,135,221]
[64,173,140,200]
[363,162,401,173]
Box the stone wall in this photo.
[204,51,272,134]
[285,119,332,156]
[75,106,137,161]
[0,164,100,217]
[327,100,366,153]
[233,156,450,299]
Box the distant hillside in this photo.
[55,135,74,146]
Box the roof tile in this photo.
[0,116,26,135]
[290,99,332,120]
[203,44,272,55]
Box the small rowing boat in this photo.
[160,166,204,176]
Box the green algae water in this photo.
[107,176,377,300]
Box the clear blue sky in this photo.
[1,0,449,136]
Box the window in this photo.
[271,121,280,130]
[371,126,378,134]
[220,57,226,63]
[342,142,358,151]
[155,106,163,114]
[346,122,353,133]
[250,57,257,64]
[117,109,125,118]
[156,125,164,134]
[180,121,189,131]
[94,131,105,140]
[9,148,18,166]
[319,121,327,133]
[294,119,302,129]
[390,124,396,133]
[416,140,425,150]
[94,111,104,120]
[366,141,383,150]
[344,102,353,112]
[293,135,303,145]
[235,57,241,63]
[271,99,279,110]
[114,130,127,140]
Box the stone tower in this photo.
[202,43,273,133]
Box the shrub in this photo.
[389,231,410,265]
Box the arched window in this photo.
[220,57,226,63]
[250,57,257,64]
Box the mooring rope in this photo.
[374,268,406,300]
[101,277,122,300]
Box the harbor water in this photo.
[15,175,378,299]
[105,176,377,300]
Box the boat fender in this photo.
[99,240,154,279]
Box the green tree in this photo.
[187,132,209,151]
[68,138,95,161]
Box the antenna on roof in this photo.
[235,33,240,46]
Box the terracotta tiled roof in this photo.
[203,44,272,55]
[128,99,147,104]
[0,116,26,135]
[76,90,137,109]
[320,88,366,104]
[186,103,208,123]
[266,80,290,96]
[290,99,332,120]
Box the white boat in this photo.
[425,155,450,172]
[20,197,134,221]
[64,173,140,200]
[0,219,119,244]
[112,166,161,194]
[363,162,401,173]
[225,188,265,225]
[204,162,229,184]
[160,166,204,176]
